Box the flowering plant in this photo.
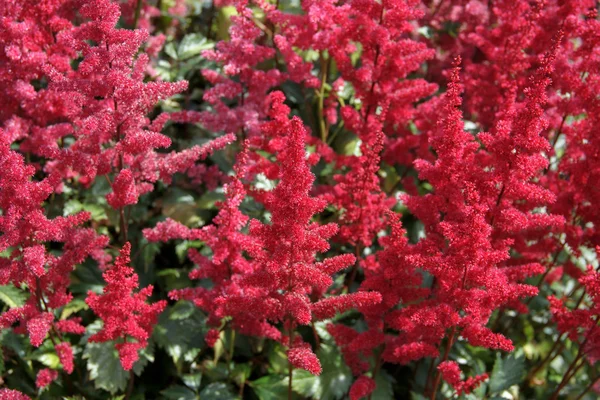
[1,0,600,399]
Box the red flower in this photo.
[438,361,488,395]
[106,170,138,210]
[36,368,58,389]
[349,375,376,400]
[0,389,31,400]
[56,342,74,374]
[288,346,322,375]
[86,243,166,370]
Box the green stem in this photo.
[575,375,600,400]
[133,0,143,29]
[227,329,236,377]
[317,53,331,142]
[550,317,597,400]
[429,328,457,400]
[125,369,135,400]
[288,322,295,400]
[368,347,384,400]
[343,245,362,293]
[526,334,566,382]
[311,322,321,350]
[119,207,128,244]
[206,2,216,40]
[549,352,584,400]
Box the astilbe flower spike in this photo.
[214,106,380,374]
[349,375,377,400]
[86,242,166,371]
[0,389,31,400]
[544,9,600,263]
[1,0,600,398]
[421,0,591,304]
[548,247,600,398]
[35,368,58,389]
[411,31,566,393]
[473,30,567,315]
[0,137,108,349]
[0,0,232,215]
[404,57,519,355]
[330,53,564,395]
[316,0,437,249]
[152,146,265,339]
[288,345,322,375]
[55,342,74,374]
[437,360,489,395]
[195,0,318,138]
[331,210,430,381]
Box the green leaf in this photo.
[177,34,214,59]
[174,240,203,264]
[313,321,333,342]
[161,384,198,400]
[182,372,202,391]
[201,360,230,382]
[267,343,290,375]
[30,346,61,369]
[216,6,237,41]
[372,370,395,400]
[292,344,352,400]
[489,353,525,394]
[158,266,193,292]
[157,268,184,278]
[410,393,428,400]
[138,242,161,274]
[132,340,155,376]
[231,363,252,386]
[0,347,5,376]
[2,330,27,358]
[162,188,202,226]
[199,382,238,400]
[70,259,105,295]
[335,130,361,156]
[62,199,83,216]
[291,370,319,398]
[154,301,207,364]
[165,42,178,59]
[250,375,290,400]
[83,341,128,394]
[197,191,225,210]
[60,298,89,320]
[0,284,28,308]
[63,199,107,220]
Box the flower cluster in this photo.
[2,0,600,398]
[437,360,488,395]
[214,103,380,373]
[0,0,225,392]
[0,137,107,384]
[86,243,166,370]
